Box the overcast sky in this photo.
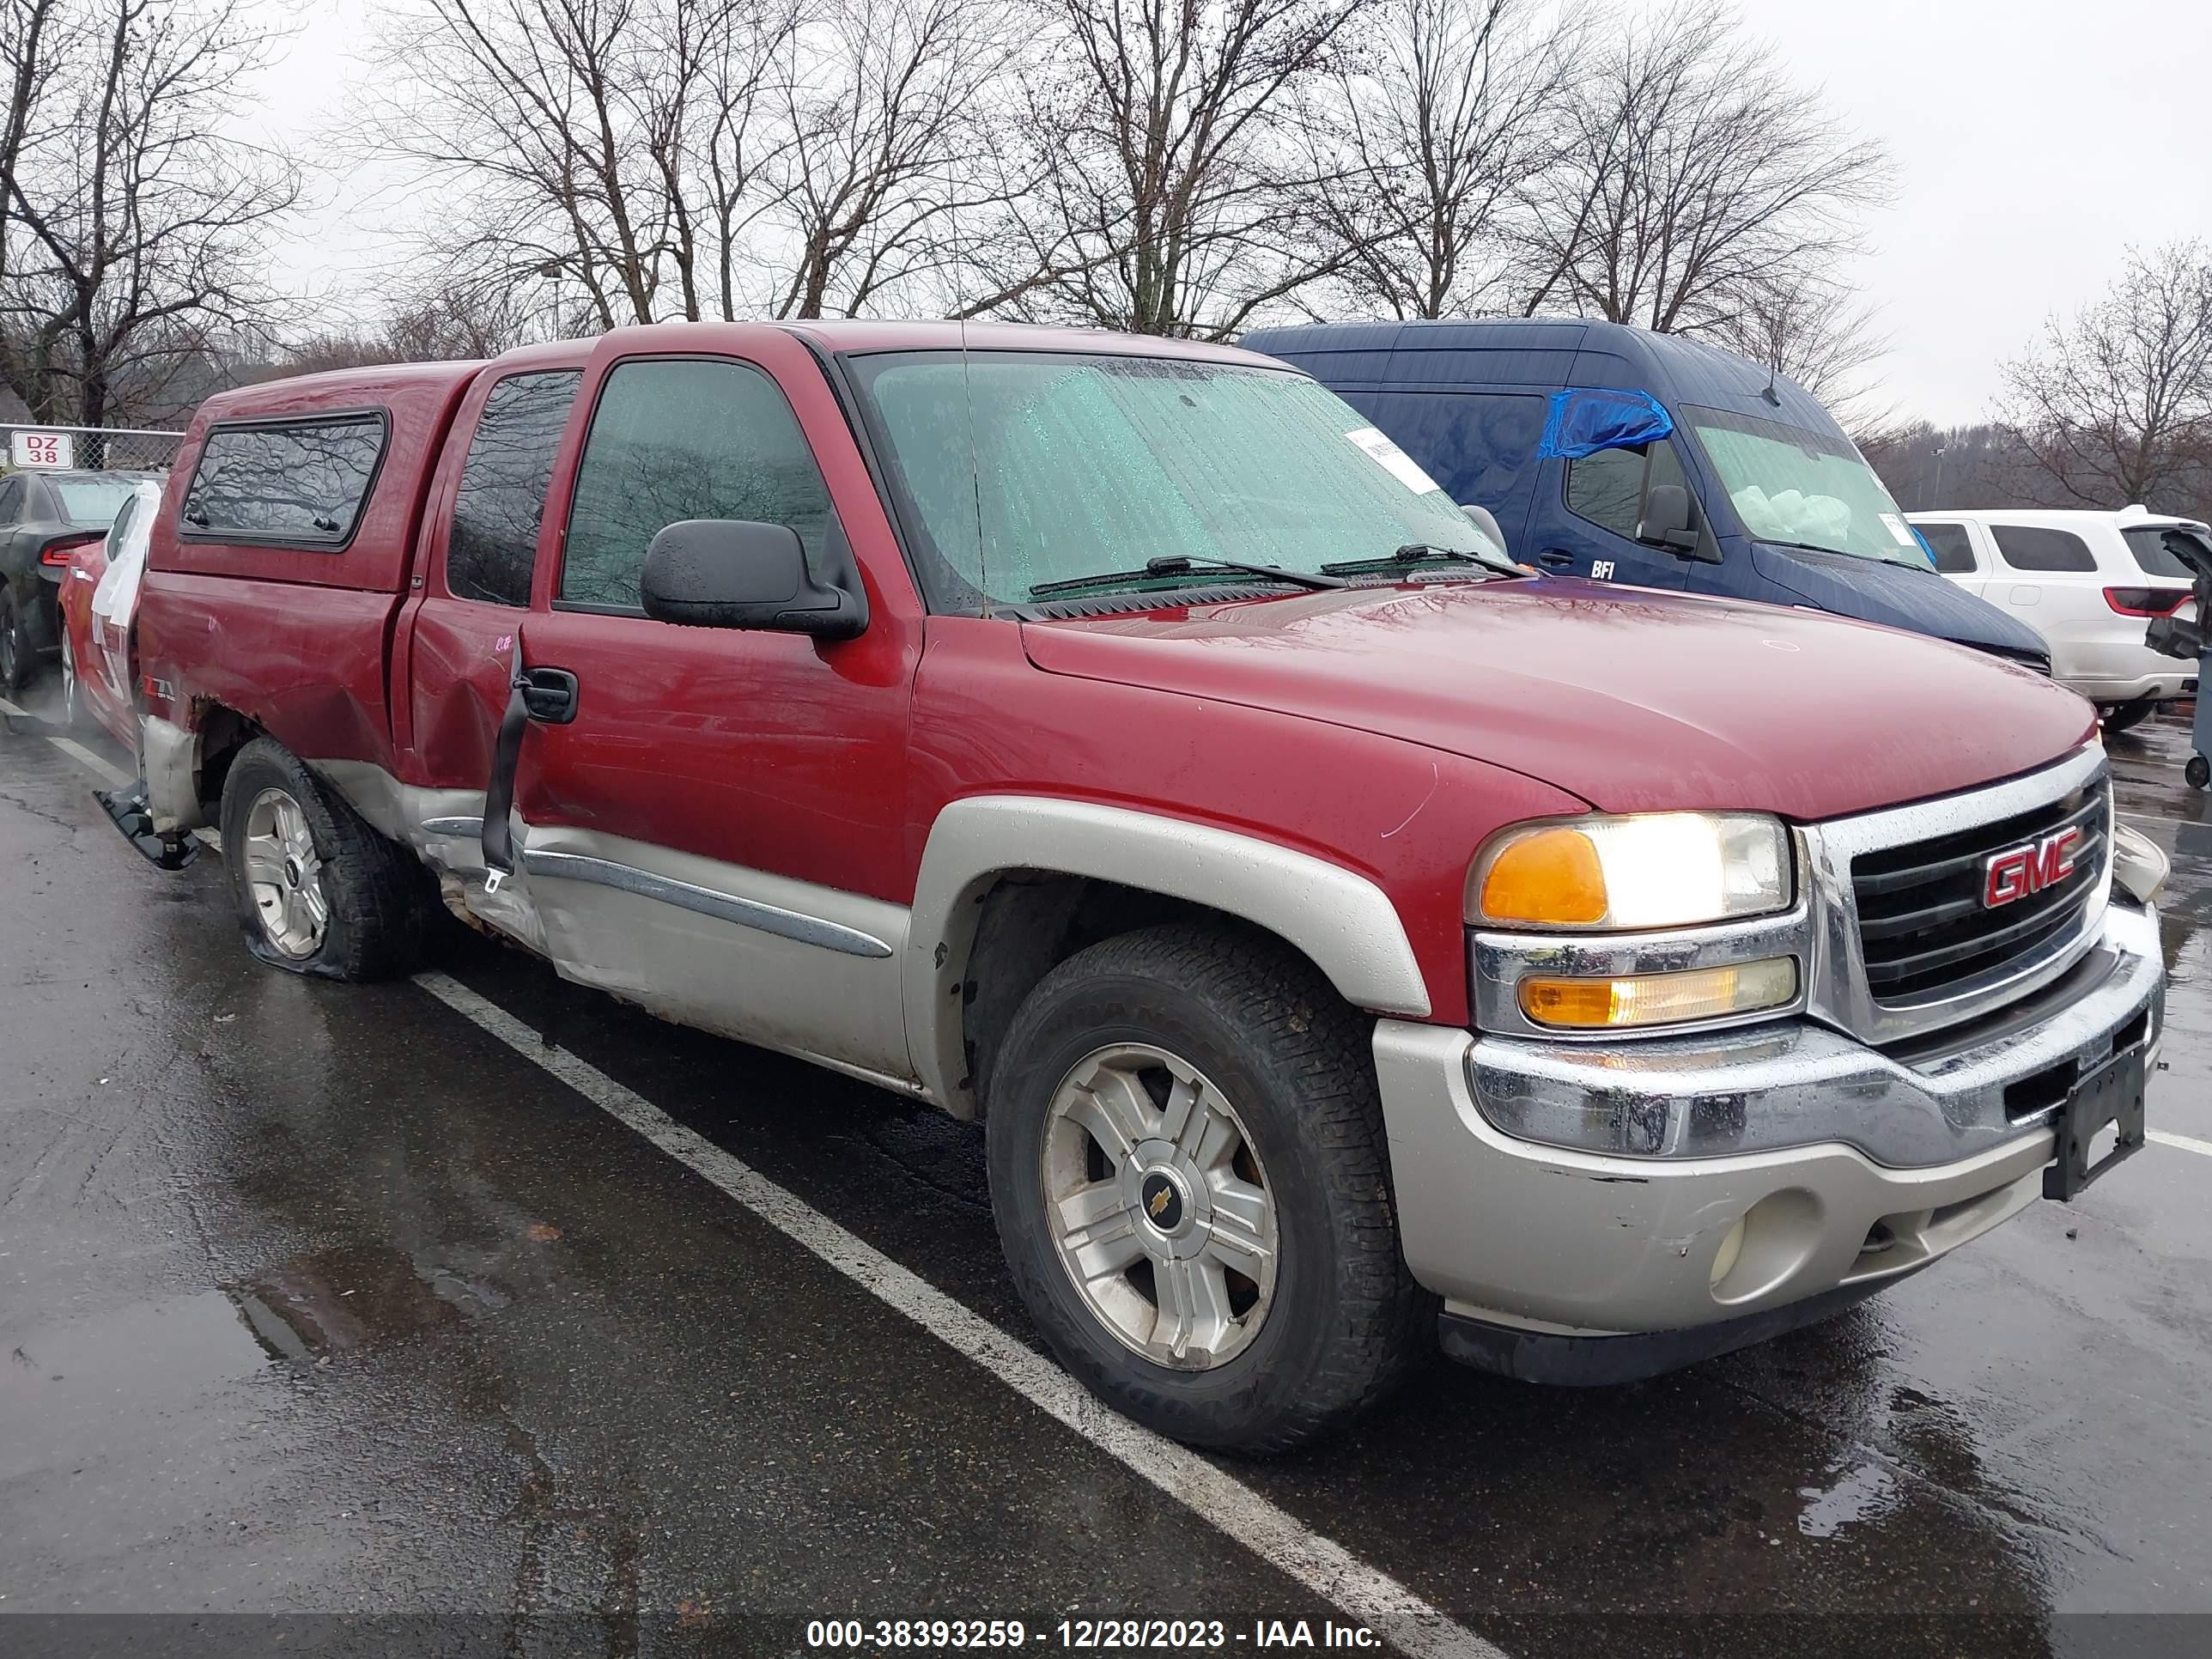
[236,0,2212,428]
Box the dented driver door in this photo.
[493,335,925,1088]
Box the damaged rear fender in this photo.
[143,713,205,833]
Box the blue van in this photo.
[1240,318,2051,669]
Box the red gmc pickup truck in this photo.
[126,321,2164,1452]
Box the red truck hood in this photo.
[1019,580,2095,820]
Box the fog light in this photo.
[1710,1216,1746,1286]
[1516,957,1797,1030]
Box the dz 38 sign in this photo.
[9,430,74,470]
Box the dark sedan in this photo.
[0,467,161,690]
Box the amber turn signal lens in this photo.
[1517,958,1798,1030]
[1479,826,1607,926]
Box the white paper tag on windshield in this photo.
[1346,426,1442,495]
[1879,512,1919,548]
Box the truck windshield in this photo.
[848,350,1486,602]
[1683,405,1929,568]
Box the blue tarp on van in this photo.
[1535,388,1673,460]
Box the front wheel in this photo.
[986,923,1430,1454]
[2101,697,2155,735]
[0,588,25,693]
[2189,754,2209,791]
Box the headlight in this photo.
[1470,813,1791,931]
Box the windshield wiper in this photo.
[1321,542,1528,580]
[1759,536,1934,573]
[1028,554,1346,599]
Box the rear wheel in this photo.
[58,631,89,732]
[2189,754,2209,791]
[986,923,1430,1454]
[218,737,443,980]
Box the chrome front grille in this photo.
[1801,744,2113,1046]
[1850,781,2108,1002]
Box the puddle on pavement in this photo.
[0,1241,509,1437]
[231,1242,509,1362]
[1796,1456,1904,1538]
[0,1287,270,1465]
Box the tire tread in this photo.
[990,921,1432,1454]
[220,736,441,981]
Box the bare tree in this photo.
[0,1,62,295]
[1995,240,2212,510]
[363,0,1024,328]
[1005,0,1374,337]
[1517,3,1889,339]
[1301,0,1570,321]
[766,0,1024,318]
[362,0,787,330]
[0,0,298,425]
[1709,269,1892,431]
[276,277,545,375]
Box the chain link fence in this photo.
[3,422,184,473]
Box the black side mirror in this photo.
[639,520,868,639]
[1637,483,1706,557]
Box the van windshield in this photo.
[848,351,1487,602]
[1683,406,1929,568]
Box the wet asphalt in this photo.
[2,690,2209,1659]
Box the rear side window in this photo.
[1990,524,2095,573]
[445,370,580,606]
[1916,521,1978,574]
[560,358,836,611]
[2121,525,2210,580]
[181,415,386,546]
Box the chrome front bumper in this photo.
[1374,901,2162,1342]
[1468,898,2163,1169]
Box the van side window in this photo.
[1565,439,1687,538]
[446,370,580,607]
[560,358,836,611]
[1991,524,2095,573]
[1916,522,1978,573]
[181,415,386,547]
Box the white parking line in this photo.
[2118,810,2212,832]
[0,695,219,846]
[0,694,134,786]
[412,969,1500,1659]
[49,734,133,788]
[2149,1129,2212,1159]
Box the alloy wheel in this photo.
[1040,1042,1278,1370]
[242,787,329,958]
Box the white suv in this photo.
[1908,507,2204,728]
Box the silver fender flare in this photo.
[905,795,1432,1115]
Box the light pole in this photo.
[1930,445,1947,507]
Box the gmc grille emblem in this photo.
[1982,826,2082,909]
